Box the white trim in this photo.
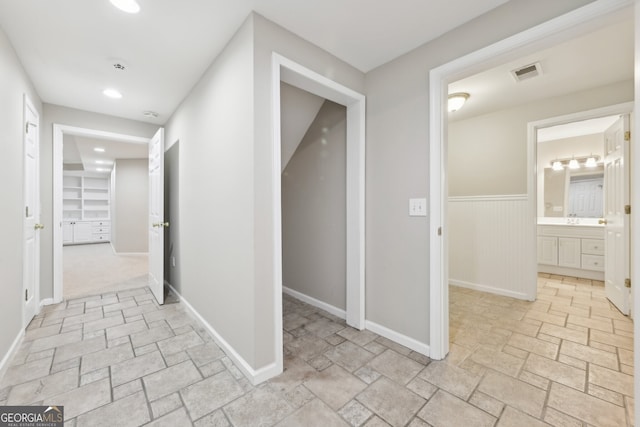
[168,284,279,385]
[39,298,55,308]
[0,330,25,384]
[365,320,430,356]
[429,0,634,361]
[448,194,527,202]
[271,53,366,381]
[53,124,151,303]
[282,286,347,320]
[450,280,530,300]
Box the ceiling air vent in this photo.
[510,62,542,82]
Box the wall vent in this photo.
[510,62,542,82]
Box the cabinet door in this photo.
[558,237,581,268]
[63,222,74,244]
[74,222,92,243]
[537,236,558,265]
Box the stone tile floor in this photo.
[0,274,634,426]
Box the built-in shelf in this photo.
[63,172,112,245]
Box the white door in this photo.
[603,115,630,314]
[23,95,40,327]
[148,128,165,304]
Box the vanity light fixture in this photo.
[552,161,563,171]
[110,0,140,14]
[568,159,580,169]
[550,155,601,170]
[448,92,469,112]
[585,156,598,168]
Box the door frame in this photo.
[52,124,150,303]
[271,53,366,377]
[428,0,634,360]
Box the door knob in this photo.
[34,223,44,230]
[598,219,607,225]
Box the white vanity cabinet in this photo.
[537,225,604,280]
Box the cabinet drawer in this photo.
[92,233,110,242]
[92,226,110,233]
[91,221,110,227]
[582,239,604,255]
[582,254,604,271]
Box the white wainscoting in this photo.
[449,195,536,300]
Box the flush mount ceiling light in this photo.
[94,147,106,153]
[103,88,122,99]
[448,92,469,112]
[110,0,140,14]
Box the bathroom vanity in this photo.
[537,219,604,280]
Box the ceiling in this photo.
[63,135,148,174]
[448,14,634,122]
[537,115,620,143]
[0,0,509,125]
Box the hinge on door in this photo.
[25,289,28,301]
[624,131,631,141]
[625,278,631,288]
[624,205,631,215]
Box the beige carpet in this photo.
[63,243,149,299]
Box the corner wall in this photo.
[0,25,42,368]
[282,100,347,310]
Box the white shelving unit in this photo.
[63,172,111,245]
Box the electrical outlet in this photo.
[409,198,427,217]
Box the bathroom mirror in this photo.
[543,167,604,218]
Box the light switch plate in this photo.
[409,198,427,217]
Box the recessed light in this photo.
[110,0,140,14]
[96,168,109,172]
[103,88,122,99]
[95,160,107,164]
[94,147,105,153]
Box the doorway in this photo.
[53,125,152,303]
[428,1,636,361]
[270,53,366,381]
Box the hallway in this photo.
[0,274,633,426]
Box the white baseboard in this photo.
[0,329,25,384]
[39,298,55,307]
[537,265,604,281]
[167,284,281,385]
[282,286,346,320]
[450,279,532,301]
[365,320,430,356]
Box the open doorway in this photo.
[53,125,152,303]
[429,2,634,360]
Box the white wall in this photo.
[0,25,42,370]
[282,100,347,310]
[112,159,148,253]
[41,104,158,299]
[364,0,597,346]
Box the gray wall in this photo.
[0,26,42,364]
[282,100,347,310]
[364,0,596,345]
[164,142,181,293]
[112,159,149,253]
[40,104,158,299]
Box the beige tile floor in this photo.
[0,274,634,426]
